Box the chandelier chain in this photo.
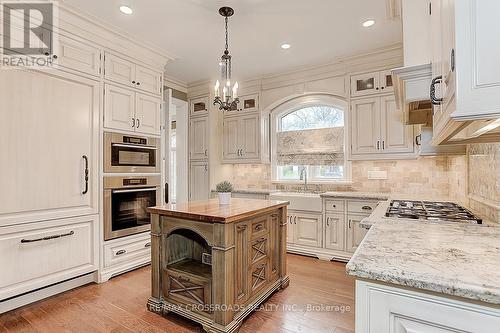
[225,17,229,52]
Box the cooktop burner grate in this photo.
[386,200,482,224]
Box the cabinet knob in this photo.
[376,87,379,90]
[137,82,140,86]
[132,81,136,84]
[52,54,58,59]
[381,86,384,89]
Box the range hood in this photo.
[392,64,433,126]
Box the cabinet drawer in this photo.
[104,233,151,267]
[324,199,345,212]
[249,259,269,295]
[165,269,212,316]
[347,200,378,214]
[0,215,98,300]
[250,236,269,265]
[250,216,268,238]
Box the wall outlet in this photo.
[368,170,388,180]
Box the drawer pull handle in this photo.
[116,249,127,256]
[21,230,74,243]
[254,224,263,231]
[362,206,373,211]
[144,242,151,248]
[82,155,89,195]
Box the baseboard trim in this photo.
[0,272,95,314]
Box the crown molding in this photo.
[187,43,403,95]
[163,75,188,93]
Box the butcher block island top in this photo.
[147,198,290,223]
[147,198,289,333]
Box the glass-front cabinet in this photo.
[189,96,209,116]
[351,70,394,97]
[226,93,259,114]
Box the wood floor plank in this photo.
[0,254,354,333]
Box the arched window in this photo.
[271,96,350,183]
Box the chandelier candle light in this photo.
[214,7,239,111]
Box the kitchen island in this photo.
[347,208,500,332]
[147,198,289,333]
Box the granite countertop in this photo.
[346,219,500,305]
[211,189,278,195]
[148,198,289,223]
[320,191,390,200]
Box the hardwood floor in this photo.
[0,254,355,333]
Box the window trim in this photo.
[270,95,351,184]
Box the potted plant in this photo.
[215,180,233,205]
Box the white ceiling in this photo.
[64,0,402,84]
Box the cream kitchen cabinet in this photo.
[350,95,415,160]
[0,214,99,300]
[189,117,209,160]
[346,214,369,253]
[351,69,394,97]
[225,93,259,114]
[104,84,161,136]
[287,211,322,248]
[355,280,500,333]
[324,213,345,251]
[0,69,99,226]
[431,0,500,145]
[189,161,209,201]
[189,96,210,117]
[104,52,162,95]
[222,113,260,162]
[55,35,102,77]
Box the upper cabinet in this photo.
[104,53,162,96]
[189,96,209,117]
[350,95,414,160]
[225,93,259,114]
[104,84,161,136]
[55,35,101,77]
[189,117,209,160]
[351,69,394,97]
[223,114,260,162]
[431,0,500,145]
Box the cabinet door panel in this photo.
[189,117,209,160]
[0,69,99,224]
[135,93,161,135]
[351,72,381,97]
[135,65,162,95]
[190,97,209,117]
[346,214,368,253]
[325,213,345,251]
[223,117,239,160]
[234,222,249,304]
[104,84,136,132]
[380,95,414,153]
[189,162,209,201]
[350,97,381,155]
[56,35,101,76]
[239,114,259,159]
[379,70,394,94]
[104,53,135,86]
[293,213,322,248]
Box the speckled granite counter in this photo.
[346,219,500,305]
[320,191,389,201]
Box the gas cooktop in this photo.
[386,200,482,224]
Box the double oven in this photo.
[103,132,161,240]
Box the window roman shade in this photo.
[276,127,344,166]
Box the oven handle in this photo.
[112,187,158,194]
[111,143,158,150]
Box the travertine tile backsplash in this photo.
[231,157,464,198]
[231,145,499,223]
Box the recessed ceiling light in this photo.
[362,19,375,27]
[281,43,291,49]
[119,5,133,15]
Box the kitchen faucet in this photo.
[299,167,308,193]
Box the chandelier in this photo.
[213,7,239,111]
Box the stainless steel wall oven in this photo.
[104,176,160,240]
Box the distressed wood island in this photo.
[146,198,290,333]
